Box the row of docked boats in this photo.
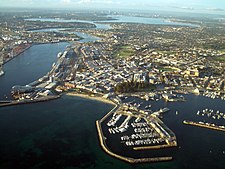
[107,113,122,127]
[196,108,225,120]
[202,91,225,100]
[108,115,132,134]
[124,138,164,146]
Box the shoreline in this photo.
[68,91,175,163]
[3,44,32,65]
[3,41,71,66]
[66,92,116,106]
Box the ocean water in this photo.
[0,15,224,169]
[1,94,224,169]
[116,95,225,169]
[0,95,114,169]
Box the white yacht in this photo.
[0,70,4,76]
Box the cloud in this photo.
[4,0,33,2]
[77,0,91,4]
[170,6,195,10]
[62,0,71,3]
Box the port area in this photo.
[0,45,79,107]
[183,120,225,132]
[96,102,177,163]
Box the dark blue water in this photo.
[0,95,115,169]
[0,16,224,169]
[1,94,224,169]
[118,95,225,169]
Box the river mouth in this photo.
[0,42,69,100]
[0,12,224,169]
[0,24,101,100]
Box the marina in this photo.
[96,97,178,163]
[0,42,225,168]
[96,120,174,163]
[0,10,225,169]
[1,93,225,169]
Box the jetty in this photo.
[133,144,176,150]
[0,95,60,107]
[183,120,225,132]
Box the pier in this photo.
[145,115,177,146]
[183,120,225,132]
[0,95,60,107]
[133,144,176,150]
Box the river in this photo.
[0,42,69,99]
[0,14,224,169]
[31,28,101,43]
[26,14,199,28]
[0,28,100,100]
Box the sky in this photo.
[1,0,225,13]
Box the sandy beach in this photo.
[66,92,116,105]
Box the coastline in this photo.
[66,92,175,163]
[66,92,116,106]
